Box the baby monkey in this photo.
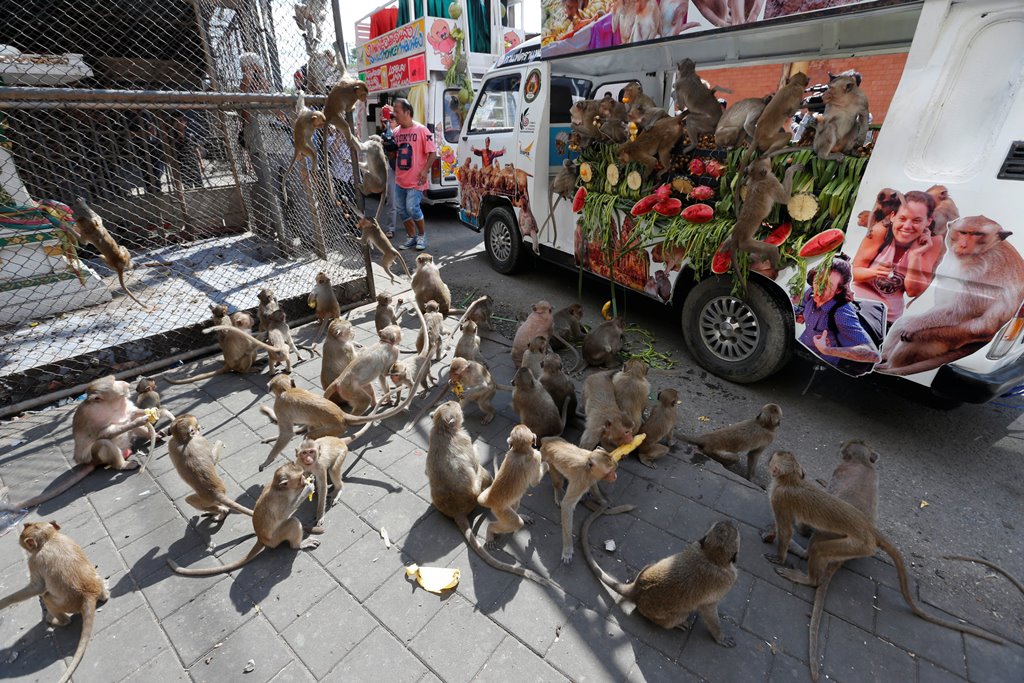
[285,91,327,177]
[135,376,175,428]
[637,388,682,468]
[167,415,254,522]
[477,424,547,548]
[683,403,781,481]
[72,197,151,310]
[295,435,360,526]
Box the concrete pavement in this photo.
[0,260,1020,682]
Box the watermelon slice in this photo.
[681,203,714,223]
[799,228,845,257]
[711,244,732,274]
[764,223,792,246]
[572,187,587,212]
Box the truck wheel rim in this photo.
[699,296,759,362]
[489,219,512,262]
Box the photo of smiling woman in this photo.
[797,255,885,377]
[852,189,944,324]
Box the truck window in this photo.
[442,89,462,144]
[468,74,521,134]
[592,81,633,103]
[550,76,592,125]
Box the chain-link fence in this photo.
[0,1,373,413]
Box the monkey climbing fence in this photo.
[0,0,372,413]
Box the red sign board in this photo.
[361,53,426,92]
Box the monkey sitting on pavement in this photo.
[168,415,255,522]
[539,354,577,426]
[449,357,510,425]
[637,388,681,468]
[580,369,637,452]
[166,307,260,384]
[426,401,549,584]
[416,300,445,363]
[454,319,486,365]
[583,507,740,647]
[321,318,357,396]
[540,437,620,564]
[412,253,452,316]
[612,359,650,429]
[0,521,110,683]
[764,451,1004,644]
[168,462,324,576]
[374,292,404,334]
[512,366,570,439]
[135,376,175,429]
[521,335,549,380]
[582,317,626,369]
[295,434,366,526]
[387,355,436,403]
[683,403,781,481]
[477,424,547,548]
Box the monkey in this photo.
[627,104,670,132]
[323,323,402,414]
[598,91,629,125]
[579,369,637,452]
[612,359,650,428]
[321,318,357,394]
[582,316,626,369]
[134,377,174,427]
[355,135,389,202]
[539,437,619,564]
[426,401,548,584]
[416,300,444,362]
[569,99,603,144]
[714,95,772,148]
[374,292,404,334]
[857,187,902,239]
[357,216,411,284]
[550,303,584,350]
[167,414,255,521]
[285,90,327,177]
[0,521,110,683]
[539,354,577,425]
[387,355,436,403]
[644,276,659,297]
[521,335,549,379]
[257,287,280,334]
[511,299,579,369]
[746,71,810,159]
[617,115,687,178]
[926,185,960,239]
[449,294,494,338]
[655,269,672,302]
[683,403,781,481]
[599,118,629,144]
[636,388,682,468]
[1,376,157,511]
[202,308,301,375]
[323,76,369,158]
[764,450,1005,644]
[308,271,342,344]
[168,462,325,576]
[621,81,657,112]
[672,59,724,149]
[582,507,740,646]
[813,75,870,161]
[476,424,547,548]
[552,159,578,199]
[512,193,542,254]
[72,197,151,311]
[294,435,358,526]
[262,333,428,471]
[454,319,486,365]
[412,253,452,316]
[877,216,1024,375]
[512,366,569,439]
[449,357,509,425]
[723,158,802,269]
[804,439,879,683]
[166,306,260,384]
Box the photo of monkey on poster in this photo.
[797,184,1024,377]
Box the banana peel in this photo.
[405,564,460,593]
[144,408,160,424]
[609,434,646,462]
[601,301,613,320]
[451,381,465,398]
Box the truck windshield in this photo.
[468,74,522,133]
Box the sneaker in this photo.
[415,235,427,251]
[399,236,417,249]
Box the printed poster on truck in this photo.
[541,1,913,57]
[359,18,428,92]
[795,186,1024,378]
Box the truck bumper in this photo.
[931,355,1024,403]
[424,187,458,202]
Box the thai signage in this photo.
[359,18,428,91]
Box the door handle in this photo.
[461,136,467,142]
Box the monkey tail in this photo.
[550,331,581,375]
[808,566,840,683]
[447,295,490,340]
[116,270,153,311]
[260,404,279,423]
[581,504,636,598]
[216,495,255,516]
[876,534,1005,644]
[558,396,571,434]
[136,422,159,474]
[165,366,229,385]
[203,325,281,354]
[57,596,97,683]
[167,541,266,576]
[944,555,1024,596]
[343,420,373,447]
[2,464,97,511]
[455,516,550,586]
[494,383,514,392]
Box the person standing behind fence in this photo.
[328,130,356,218]
[392,98,436,251]
[379,106,398,238]
[171,111,203,190]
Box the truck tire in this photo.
[681,276,793,384]
[484,206,525,274]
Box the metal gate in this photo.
[0,0,373,413]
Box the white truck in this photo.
[353,0,527,203]
[456,0,1024,403]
